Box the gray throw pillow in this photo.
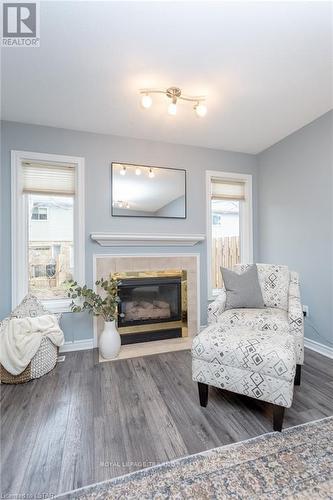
[221,265,264,310]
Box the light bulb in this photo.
[120,166,126,176]
[141,94,152,109]
[135,167,142,176]
[148,168,155,178]
[194,103,207,118]
[168,102,177,116]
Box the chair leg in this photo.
[273,405,285,432]
[198,382,209,407]
[294,364,301,386]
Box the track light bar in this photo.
[140,86,208,117]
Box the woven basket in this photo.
[0,336,58,384]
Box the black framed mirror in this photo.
[111,163,186,218]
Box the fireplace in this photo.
[116,271,187,345]
[94,255,199,360]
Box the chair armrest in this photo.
[208,290,227,324]
[288,272,304,334]
[288,271,304,362]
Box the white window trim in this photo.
[11,150,85,313]
[206,170,253,301]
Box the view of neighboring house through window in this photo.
[28,195,74,299]
[31,205,48,220]
[210,177,245,293]
[23,162,75,300]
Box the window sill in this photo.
[42,298,72,313]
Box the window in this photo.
[12,151,85,312]
[211,199,240,290]
[28,194,74,299]
[31,205,48,220]
[206,171,253,298]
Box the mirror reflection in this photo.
[111,163,186,218]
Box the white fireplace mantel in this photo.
[90,233,205,247]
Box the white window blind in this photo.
[22,162,75,195]
[211,178,245,200]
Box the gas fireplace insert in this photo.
[117,274,187,345]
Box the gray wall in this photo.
[258,111,333,348]
[2,116,332,349]
[0,120,259,341]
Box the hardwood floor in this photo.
[1,348,332,497]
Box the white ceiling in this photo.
[2,1,332,154]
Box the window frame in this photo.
[206,170,253,300]
[11,150,85,313]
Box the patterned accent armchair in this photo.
[192,264,304,431]
[208,264,304,364]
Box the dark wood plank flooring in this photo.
[1,348,332,497]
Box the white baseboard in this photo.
[59,336,332,358]
[304,337,333,359]
[59,339,94,353]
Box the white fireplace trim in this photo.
[90,233,205,246]
[92,253,201,348]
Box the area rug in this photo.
[56,417,333,499]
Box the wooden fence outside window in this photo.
[211,236,240,289]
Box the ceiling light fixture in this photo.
[120,166,127,176]
[113,200,130,209]
[135,167,142,175]
[148,168,155,178]
[194,102,208,118]
[141,94,152,109]
[168,102,177,116]
[139,86,207,118]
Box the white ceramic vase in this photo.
[99,320,121,359]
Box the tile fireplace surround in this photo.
[94,254,200,362]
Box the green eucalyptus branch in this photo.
[67,276,121,322]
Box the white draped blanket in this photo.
[0,315,64,376]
